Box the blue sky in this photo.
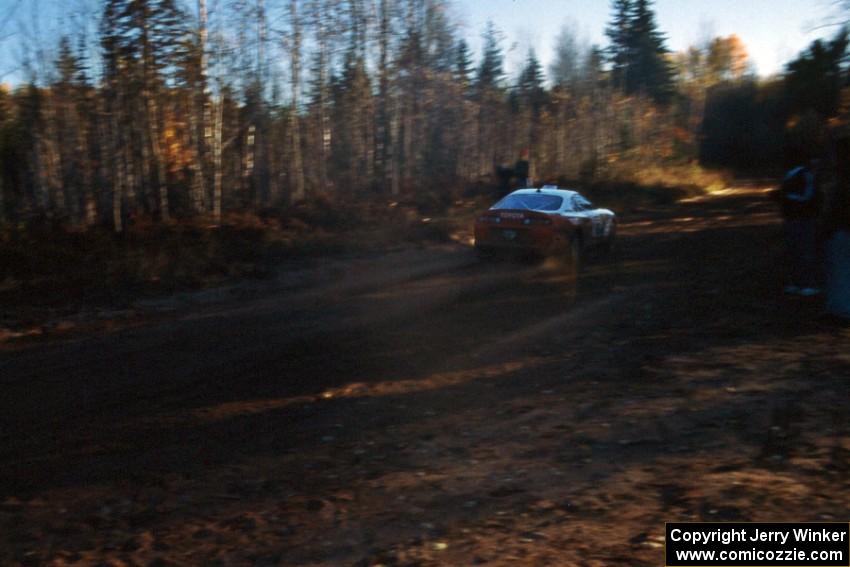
[461,0,840,78]
[0,0,844,84]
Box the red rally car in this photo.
[474,186,616,259]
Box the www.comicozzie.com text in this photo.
[669,527,848,546]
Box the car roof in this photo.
[509,187,580,199]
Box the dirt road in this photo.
[2,188,850,566]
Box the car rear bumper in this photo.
[474,226,565,255]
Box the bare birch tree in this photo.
[287,0,306,202]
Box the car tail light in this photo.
[523,217,552,226]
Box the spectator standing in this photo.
[778,160,823,296]
[514,149,532,188]
[826,136,850,319]
[495,162,514,197]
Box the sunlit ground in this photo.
[2,186,849,566]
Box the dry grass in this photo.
[0,165,729,325]
[546,162,732,214]
[0,194,471,326]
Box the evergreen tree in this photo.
[454,38,473,91]
[331,49,373,192]
[626,0,674,103]
[0,85,10,224]
[518,48,547,113]
[551,23,587,88]
[605,0,674,103]
[605,0,632,89]
[74,34,91,88]
[477,21,504,93]
[785,28,849,118]
[423,0,455,73]
[474,21,505,178]
[100,0,187,221]
[52,37,88,222]
[56,37,80,88]
[584,46,607,91]
[102,0,186,85]
[0,0,792,228]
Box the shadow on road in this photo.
[2,189,849,566]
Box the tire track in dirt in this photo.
[5,187,849,566]
[0,248,585,489]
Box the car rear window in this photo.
[492,194,563,212]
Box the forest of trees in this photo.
[0,0,849,232]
